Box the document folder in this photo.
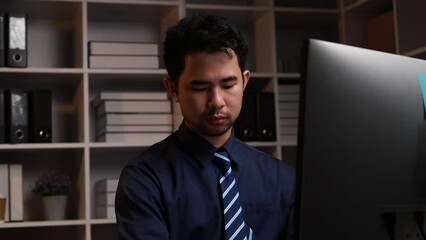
[257,92,277,141]
[5,89,28,143]
[0,14,5,67]
[29,90,52,142]
[5,14,27,68]
[235,92,258,141]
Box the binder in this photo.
[5,14,27,68]
[5,89,28,143]
[234,92,258,141]
[0,14,5,67]
[29,90,52,143]
[8,164,23,222]
[256,92,277,141]
[0,89,5,143]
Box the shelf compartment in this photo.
[342,0,393,48]
[0,148,85,222]
[87,2,179,69]
[0,72,85,143]
[89,147,143,219]
[395,0,426,59]
[0,1,84,68]
[275,9,339,73]
[88,73,170,143]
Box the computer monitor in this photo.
[296,39,426,239]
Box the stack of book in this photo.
[278,84,300,145]
[95,179,118,219]
[0,164,23,222]
[88,41,159,69]
[93,91,173,144]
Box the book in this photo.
[97,125,173,137]
[0,164,9,222]
[281,126,298,135]
[89,41,158,56]
[280,135,297,145]
[278,93,299,102]
[97,113,173,126]
[96,205,115,219]
[96,100,171,118]
[9,164,23,221]
[280,110,299,118]
[279,102,299,111]
[96,179,119,193]
[97,132,169,143]
[278,84,300,93]
[96,192,116,206]
[280,118,298,126]
[89,55,159,69]
[92,91,168,107]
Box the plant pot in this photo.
[42,195,67,221]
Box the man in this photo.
[115,12,295,240]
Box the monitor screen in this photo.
[296,39,426,239]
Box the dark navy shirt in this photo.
[115,122,295,240]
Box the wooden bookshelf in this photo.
[0,0,340,239]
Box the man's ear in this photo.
[163,76,179,102]
[242,70,250,90]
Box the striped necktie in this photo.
[213,150,254,240]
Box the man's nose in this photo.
[208,88,226,109]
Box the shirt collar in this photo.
[176,121,244,167]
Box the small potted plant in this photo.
[32,171,72,221]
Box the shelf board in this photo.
[87,68,167,75]
[246,141,280,147]
[402,46,426,59]
[274,6,338,14]
[90,218,116,225]
[87,0,178,6]
[0,143,85,150]
[0,219,87,229]
[277,72,301,79]
[89,142,150,149]
[0,68,84,74]
[186,3,272,11]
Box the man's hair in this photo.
[163,12,249,83]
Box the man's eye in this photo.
[191,87,207,91]
[223,85,235,89]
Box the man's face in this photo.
[165,49,250,145]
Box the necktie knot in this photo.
[213,151,231,173]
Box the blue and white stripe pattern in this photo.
[214,151,254,240]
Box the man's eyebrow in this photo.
[221,75,238,83]
[189,76,238,85]
[190,80,210,85]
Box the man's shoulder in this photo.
[130,132,178,167]
[234,138,294,173]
